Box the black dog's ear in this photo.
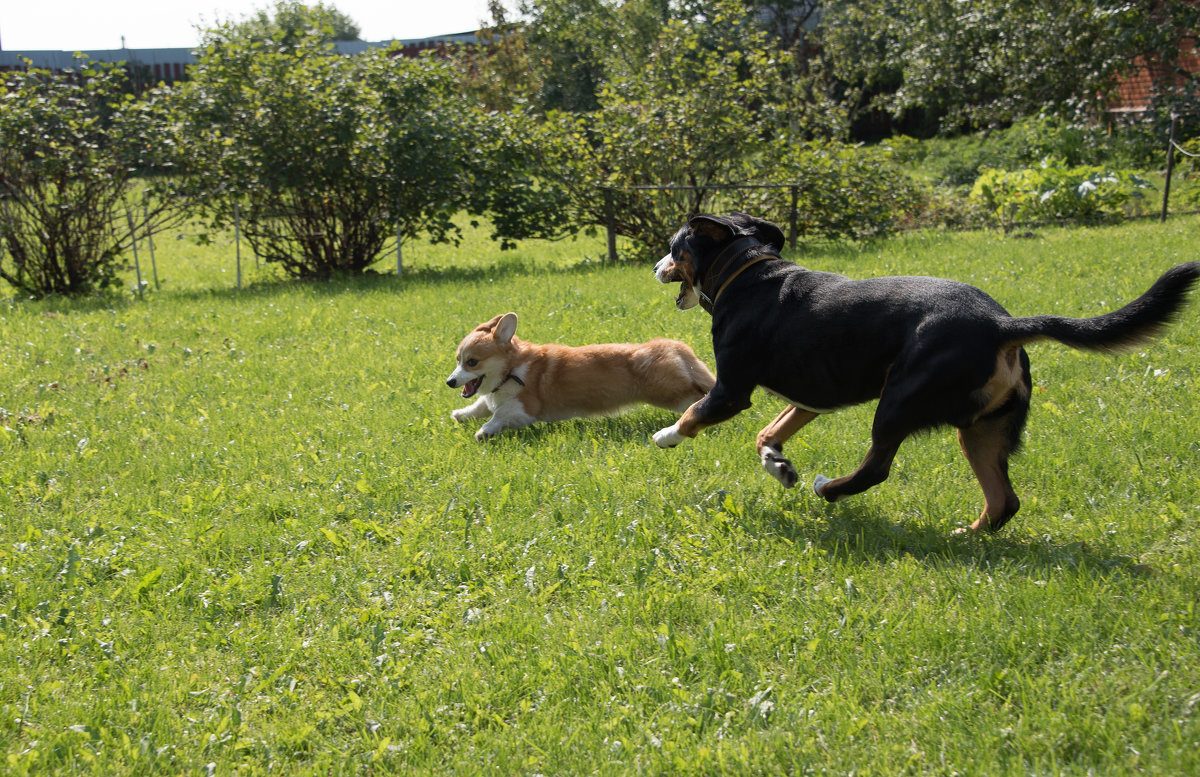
[688,214,737,242]
[690,213,785,252]
[729,212,786,252]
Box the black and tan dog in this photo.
[652,212,1199,532]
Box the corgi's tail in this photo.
[999,262,1199,352]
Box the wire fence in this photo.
[5,121,1197,293]
[599,183,809,263]
[598,121,1198,261]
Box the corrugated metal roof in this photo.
[0,33,478,72]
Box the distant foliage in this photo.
[821,0,1200,135]
[230,0,361,44]
[914,116,1171,188]
[529,15,778,258]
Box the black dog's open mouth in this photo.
[659,270,690,307]
[461,376,484,398]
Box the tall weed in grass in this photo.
[2,218,1199,775]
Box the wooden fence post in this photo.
[604,188,617,263]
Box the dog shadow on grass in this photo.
[459,413,681,447]
[451,415,1156,581]
[737,499,1157,581]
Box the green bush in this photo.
[970,161,1154,227]
[173,15,553,279]
[914,116,1168,187]
[0,61,181,297]
[528,16,777,259]
[752,141,927,241]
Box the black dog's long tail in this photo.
[1000,261,1200,352]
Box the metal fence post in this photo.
[788,185,799,251]
[125,208,144,299]
[1161,112,1178,223]
[396,223,403,277]
[234,201,243,289]
[143,195,160,290]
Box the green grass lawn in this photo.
[2,217,1199,775]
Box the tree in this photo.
[176,8,556,278]
[819,0,1200,134]
[0,61,183,297]
[472,0,678,113]
[530,12,779,257]
[225,0,361,45]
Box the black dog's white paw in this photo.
[653,425,685,448]
[761,448,798,488]
[813,474,847,502]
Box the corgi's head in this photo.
[446,312,520,398]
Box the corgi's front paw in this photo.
[451,408,469,423]
[653,423,685,448]
[476,421,504,441]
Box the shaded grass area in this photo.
[2,217,1199,775]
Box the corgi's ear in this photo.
[494,312,518,344]
[475,313,506,334]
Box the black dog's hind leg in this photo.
[756,406,820,488]
[958,357,1032,533]
[812,357,944,503]
[813,437,905,502]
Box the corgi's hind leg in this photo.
[660,349,716,412]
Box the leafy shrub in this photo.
[0,61,181,297]
[751,141,927,241]
[970,161,1154,227]
[174,18,553,279]
[1178,138,1200,209]
[914,116,1164,187]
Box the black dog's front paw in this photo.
[761,449,798,488]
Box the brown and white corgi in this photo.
[446,312,715,440]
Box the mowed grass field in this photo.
[2,217,1199,775]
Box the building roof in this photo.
[0,32,478,72]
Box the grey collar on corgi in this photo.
[446,312,715,440]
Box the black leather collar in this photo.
[697,237,778,313]
[492,372,525,393]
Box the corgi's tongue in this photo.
[462,376,483,398]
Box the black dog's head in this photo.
[655,213,786,311]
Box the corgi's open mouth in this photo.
[461,376,484,398]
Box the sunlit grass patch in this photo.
[2,217,1199,775]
